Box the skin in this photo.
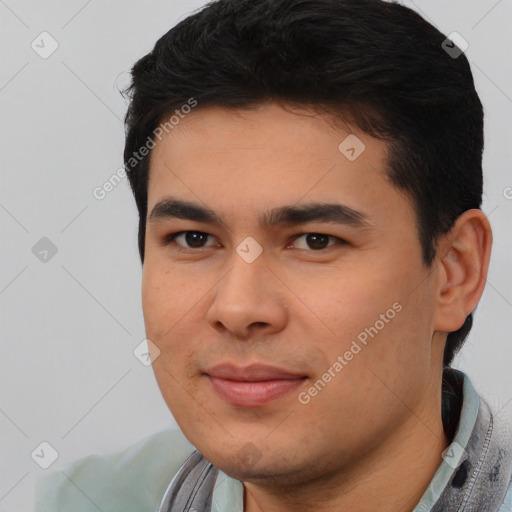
[141,102,492,512]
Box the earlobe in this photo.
[433,209,492,333]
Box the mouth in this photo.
[205,363,308,407]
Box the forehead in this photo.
[146,102,407,227]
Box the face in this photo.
[142,102,444,484]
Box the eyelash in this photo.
[162,231,348,252]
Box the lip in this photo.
[206,363,306,381]
[205,363,307,407]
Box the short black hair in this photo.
[122,0,484,367]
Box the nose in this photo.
[206,250,288,340]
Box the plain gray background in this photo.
[1,1,511,510]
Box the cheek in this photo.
[143,269,206,418]
[293,260,434,389]
[141,262,195,338]
[141,264,208,377]
[284,263,402,344]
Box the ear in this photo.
[433,209,493,333]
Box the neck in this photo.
[244,388,450,512]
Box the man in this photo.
[35,0,512,510]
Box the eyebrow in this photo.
[148,197,372,229]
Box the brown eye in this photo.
[290,233,345,251]
[164,231,217,249]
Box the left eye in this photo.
[288,233,344,251]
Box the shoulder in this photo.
[480,391,512,511]
[34,427,195,512]
[493,413,512,511]
[498,473,512,512]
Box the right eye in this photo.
[163,231,219,250]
